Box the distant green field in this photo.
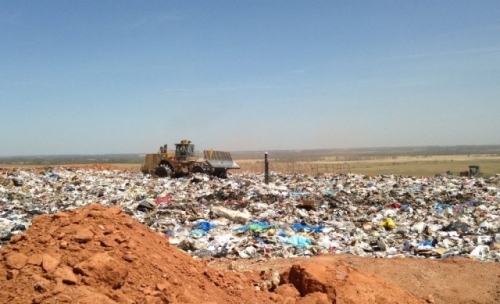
[348,159,500,177]
[237,155,500,177]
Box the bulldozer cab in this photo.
[175,140,195,161]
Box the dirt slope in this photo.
[0,203,445,304]
[211,254,500,304]
[0,204,275,304]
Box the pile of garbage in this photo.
[1,168,499,262]
[0,203,428,304]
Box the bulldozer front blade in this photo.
[204,150,240,169]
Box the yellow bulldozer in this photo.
[141,139,239,178]
[459,165,482,177]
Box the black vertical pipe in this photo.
[264,152,269,184]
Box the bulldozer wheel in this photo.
[215,170,228,179]
[155,163,173,177]
[190,163,213,175]
[190,165,205,174]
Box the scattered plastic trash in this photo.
[285,235,313,248]
[0,168,499,262]
[379,218,396,230]
[194,221,216,231]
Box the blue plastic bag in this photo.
[194,221,216,231]
[285,235,312,248]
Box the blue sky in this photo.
[1,1,499,156]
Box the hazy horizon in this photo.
[1,144,500,159]
[1,1,499,156]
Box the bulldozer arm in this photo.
[204,150,240,169]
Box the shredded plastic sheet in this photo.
[285,235,313,248]
[194,221,216,231]
[290,223,323,233]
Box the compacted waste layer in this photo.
[1,168,499,262]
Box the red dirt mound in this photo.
[0,204,276,304]
[280,262,425,304]
[0,203,430,304]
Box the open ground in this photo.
[234,154,500,177]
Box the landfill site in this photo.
[0,162,499,303]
